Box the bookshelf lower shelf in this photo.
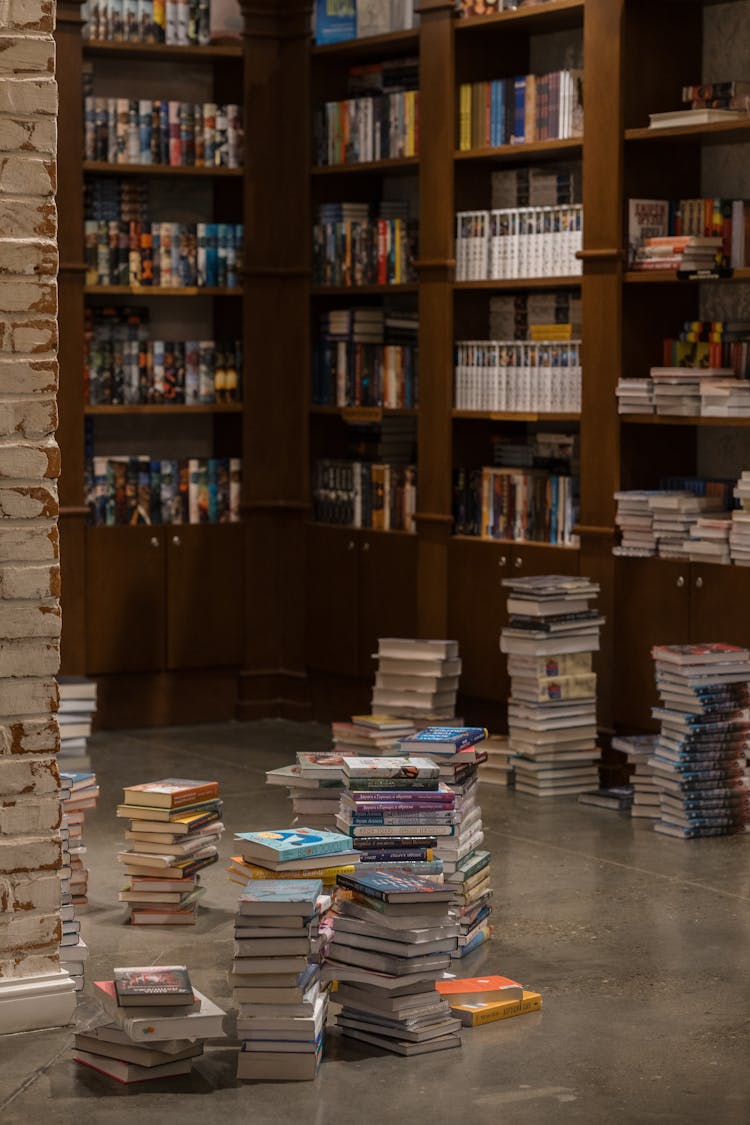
[453,410,581,422]
[454,277,582,291]
[84,404,243,415]
[84,286,243,296]
[620,413,750,427]
[451,534,579,551]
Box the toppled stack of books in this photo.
[326,870,462,1056]
[57,676,97,772]
[117,778,222,924]
[577,785,633,812]
[501,576,603,798]
[229,827,359,892]
[436,974,541,1028]
[231,879,331,1081]
[400,727,492,956]
[701,379,750,418]
[730,471,750,566]
[59,770,100,990]
[649,643,750,839]
[686,515,732,564]
[480,734,514,787]
[336,755,449,878]
[649,491,727,560]
[371,638,462,722]
[73,965,225,1083]
[612,733,660,820]
[616,378,654,415]
[331,715,416,758]
[650,365,732,416]
[613,490,658,556]
[266,752,348,830]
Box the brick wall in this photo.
[0,0,63,983]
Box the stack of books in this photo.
[730,472,750,565]
[648,492,727,560]
[371,638,462,722]
[616,378,655,414]
[266,753,348,831]
[612,734,660,820]
[500,576,604,797]
[687,517,732,564]
[73,965,225,1084]
[630,235,723,274]
[57,676,97,772]
[437,974,541,1028]
[577,786,633,812]
[480,734,515,787]
[400,728,492,956]
[336,755,449,878]
[457,69,583,150]
[116,779,222,924]
[326,870,462,1055]
[331,715,416,757]
[651,366,732,416]
[613,490,658,556]
[231,827,359,895]
[231,879,331,1081]
[649,644,750,839]
[59,771,100,991]
[700,379,750,418]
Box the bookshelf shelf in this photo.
[311,157,419,176]
[82,40,243,61]
[310,284,419,296]
[84,285,243,296]
[83,161,244,179]
[452,410,581,422]
[625,118,750,145]
[454,277,582,291]
[454,139,582,166]
[454,0,585,35]
[310,522,415,537]
[619,414,750,427]
[624,269,750,284]
[451,534,580,551]
[84,404,243,415]
[311,29,419,62]
[310,406,418,418]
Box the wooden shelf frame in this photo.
[85,404,243,415]
[454,0,585,35]
[83,160,243,178]
[83,39,243,61]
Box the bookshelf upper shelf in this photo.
[455,138,582,166]
[84,404,243,415]
[454,0,584,35]
[625,118,750,145]
[455,277,582,291]
[83,40,242,62]
[83,161,243,179]
[453,410,581,422]
[620,415,750,428]
[311,157,419,177]
[311,28,418,62]
[84,285,243,297]
[624,269,750,284]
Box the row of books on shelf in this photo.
[313,203,417,287]
[316,88,419,166]
[83,97,243,168]
[313,342,417,409]
[82,0,242,44]
[85,335,242,407]
[614,476,739,561]
[457,0,559,14]
[455,206,583,282]
[453,465,578,545]
[628,198,750,270]
[313,0,416,44]
[455,340,581,414]
[312,460,417,532]
[84,221,243,288]
[648,81,750,129]
[489,291,581,340]
[458,70,583,151]
[86,456,241,525]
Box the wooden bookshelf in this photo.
[83,40,243,61]
[311,28,419,61]
[452,410,581,422]
[624,269,750,284]
[309,284,419,296]
[310,406,418,418]
[84,404,243,415]
[83,161,244,178]
[84,285,244,296]
[310,157,419,176]
[454,138,582,165]
[454,0,585,34]
[625,118,750,144]
[454,277,582,291]
[620,414,750,427]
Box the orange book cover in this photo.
[436,975,523,1002]
[123,778,219,809]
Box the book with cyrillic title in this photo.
[122,779,219,810]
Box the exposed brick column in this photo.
[0,0,76,1030]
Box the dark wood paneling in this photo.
[166,524,244,669]
[448,539,511,701]
[86,528,165,674]
[94,671,239,728]
[305,524,359,676]
[690,564,750,649]
[359,532,418,675]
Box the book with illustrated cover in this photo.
[122,778,219,809]
[342,756,439,779]
[234,829,354,864]
[237,879,323,915]
[651,643,749,667]
[400,727,488,753]
[451,990,542,1027]
[335,870,453,904]
[113,965,193,1006]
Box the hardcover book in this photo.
[238,879,323,914]
[336,870,453,903]
[342,756,439,779]
[234,828,354,863]
[113,965,193,1006]
[400,727,488,753]
[122,778,219,809]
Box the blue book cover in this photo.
[335,869,453,903]
[59,771,95,786]
[513,76,526,144]
[401,727,488,754]
[314,0,356,45]
[238,879,323,911]
[235,828,354,862]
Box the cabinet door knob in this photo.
[498,555,507,567]
[514,556,523,568]
[150,536,159,549]
[676,575,685,588]
[362,541,370,552]
[347,540,356,551]
[172,535,182,547]
[695,576,703,589]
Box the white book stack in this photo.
[370,638,462,722]
[687,517,732,564]
[480,734,515,787]
[57,676,97,773]
[455,205,583,282]
[611,734,660,819]
[454,339,582,413]
[649,492,726,560]
[700,378,750,418]
[730,471,750,566]
[651,366,732,416]
[500,576,604,798]
[58,771,100,991]
[616,378,655,414]
[613,490,659,557]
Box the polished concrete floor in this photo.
[1,719,749,1125]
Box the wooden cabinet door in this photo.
[358,531,418,678]
[306,524,359,675]
[448,539,511,701]
[86,526,165,674]
[690,563,750,649]
[166,524,245,670]
[613,557,690,730]
[510,543,580,579]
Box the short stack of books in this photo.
[700,379,750,418]
[500,576,604,798]
[59,771,100,990]
[649,644,750,839]
[400,727,492,956]
[331,714,416,757]
[613,490,658,556]
[228,826,359,892]
[231,879,331,1081]
[116,778,223,924]
[612,734,660,819]
[57,676,97,772]
[266,753,349,830]
[649,492,728,561]
[687,517,732,565]
[326,870,462,1056]
[651,366,733,416]
[480,734,514,787]
[73,965,225,1084]
[371,638,462,722]
[336,756,449,878]
[730,472,750,565]
[436,974,541,1028]
[616,378,654,415]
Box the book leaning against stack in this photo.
[73,965,225,1084]
[500,576,604,798]
[371,638,462,723]
[58,770,100,991]
[116,779,223,924]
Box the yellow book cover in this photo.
[452,990,542,1027]
[226,857,353,885]
[459,84,470,151]
[529,323,573,341]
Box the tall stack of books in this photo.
[400,728,492,956]
[331,715,416,757]
[57,676,97,772]
[116,779,222,924]
[371,638,462,722]
[326,870,462,1055]
[649,644,750,839]
[500,576,604,798]
[266,753,349,830]
[73,965,225,1084]
[730,471,750,566]
[59,771,100,991]
[612,734,660,820]
[336,756,449,878]
[480,735,514,787]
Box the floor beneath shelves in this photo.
[2,720,749,1125]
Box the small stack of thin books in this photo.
[370,638,462,722]
[58,770,100,990]
[266,753,349,830]
[330,714,416,757]
[611,733,660,819]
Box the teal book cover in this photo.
[235,829,353,862]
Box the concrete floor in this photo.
[1,719,749,1125]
